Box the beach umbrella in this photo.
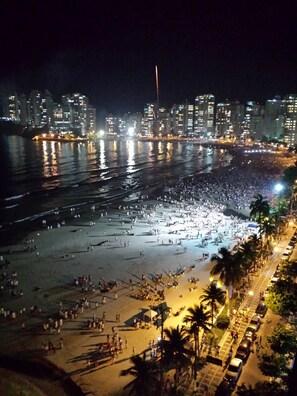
[144,309,158,321]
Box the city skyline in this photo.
[4,89,297,145]
[0,0,296,115]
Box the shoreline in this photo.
[0,148,233,248]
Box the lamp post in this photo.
[159,307,168,396]
[290,180,297,215]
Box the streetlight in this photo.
[274,183,284,194]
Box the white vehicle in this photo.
[225,358,243,384]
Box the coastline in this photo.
[0,146,233,247]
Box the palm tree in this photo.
[200,283,226,325]
[210,247,243,303]
[183,304,212,376]
[250,193,270,227]
[120,354,160,396]
[162,325,193,382]
[260,217,277,239]
[238,239,259,273]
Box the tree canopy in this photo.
[120,354,160,396]
[283,161,297,187]
[237,380,287,396]
[265,279,297,317]
[267,323,297,357]
[258,352,289,378]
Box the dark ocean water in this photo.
[0,135,231,233]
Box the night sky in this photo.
[0,0,296,116]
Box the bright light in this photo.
[209,276,214,283]
[128,127,135,137]
[98,130,104,137]
[248,290,254,296]
[274,183,284,193]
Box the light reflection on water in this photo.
[0,136,230,226]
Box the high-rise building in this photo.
[19,94,28,126]
[39,90,54,128]
[171,102,193,136]
[229,101,245,138]
[53,103,71,132]
[263,96,285,139]
[283,94,297,146]
[88,106,97,134]
[215,102,231,137]
[105,115,118,135]
[62,93,89,135]
[123,112,142,136]
[158,107,171,136]
[142,103,155,136]
[242,101,263,137]
[194,94,215,137]
[29,90,42,127]
[4,93,20,121]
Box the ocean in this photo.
[0,135,231,239]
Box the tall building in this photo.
[105,115,118,135]
[158,107,171,136]
[263,96,285,139]
[4,93,20,121]
[39,90,54,128]
[142,103,155,136]
[29,90,42,127]
[229,101,245,138]
[171,102,193,136]
[62,93,89,135]
[88,106,97,134]
[123,112,142,136]
[242,101,263,137]
[283,94,297,146]
[215,102,231,137]
[19,94,28,126]
[53,103,71,132]
[194,94,215,137]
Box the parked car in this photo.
[281,252,291,261]
[268,276,279,288]
[244,324,257,341]
[225,357,243,384]
[255,301,268,317]
[235,337,252,363]
[250,314,261,330]
[274,268,281,277]
[215,379,233,396]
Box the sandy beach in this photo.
[0,148,295,395]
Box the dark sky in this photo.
[0,0,296,115]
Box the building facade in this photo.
[194,94,215,137]
[284,94,297,146]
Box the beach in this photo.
[0,147,295,395]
